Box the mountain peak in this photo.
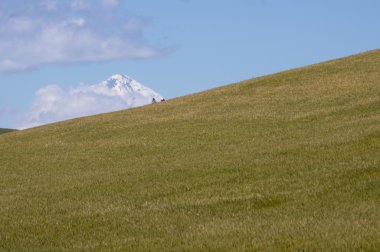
[108,74,131,81]
[101,74,164,105]
[105,74,132,88]
[109,74,125,79]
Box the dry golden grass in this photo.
[0,50,379,251]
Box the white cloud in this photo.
[0,0,162,72]
[65,18,86,27]
[20,84,127,129]
[0,21,159,72]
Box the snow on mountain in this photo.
[100,74,164,106]
[20,74,164,129]
[69,73,165,107]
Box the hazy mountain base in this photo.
[0,128,16,135]
[0,50,379,251]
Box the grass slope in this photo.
[0,50,379,251]
[0,128,16,135]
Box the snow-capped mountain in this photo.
[98,74,164,106]
[20,74,164,129]
[71,74,165,108]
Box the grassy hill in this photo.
[0,50,379,251]
[0,128,16,135]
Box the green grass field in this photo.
[0,50,379,251]
[0,128,16,135]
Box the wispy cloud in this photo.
[19,84,126,129]
[0,0,162,72]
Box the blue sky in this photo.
[0,0,379,128]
